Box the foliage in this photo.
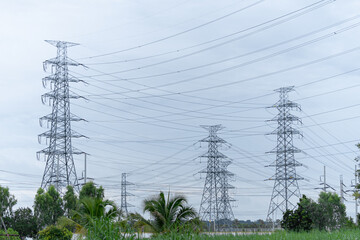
[314,192,346,230]
[38,225,72,240]
[79,182,104,200]
[63,186,77,217]
[148,230,360,240]
[85,217,136,240]
[56,216,79,233]
[139,191,197,234]
[10,207,38,239]
[0,228,20,240]
[72,197,119,229]
[0,185,17,219]
[343,217,356,229]
[281,195,313,232]
[34,186,64,230]
[281,192,346,231]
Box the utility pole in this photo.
[340,175,346,204]
[355,165,358,224]
[84,153,87,184]
[199,125,235,231]
[120,173,134,216]
[324,166,326,192]
[78,153,93,186]
[316,166,335,192]
[266,86,303,222]
[37,40,86,193]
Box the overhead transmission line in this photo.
[79,0,333,61]
[71,64,360,126]
[83,16,360,79]
[79,0,265,59]
[111,46,360,94]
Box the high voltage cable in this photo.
[74,46,360,107]
[85,18,360,79]
[79,0,265,59]
[297,82,360,101]
[70,68,272,105]
[75,65,360,103]
[84,130,360,176]
[303,110,358,155]
[301,139,353,174]
[113,46,360,94]
[72,102,204,133]
[79,0,333,61]
[302,135,357,171]
[73,72,360,125]
[70,80,273,120]
[70,87,268,122]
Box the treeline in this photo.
[281,192,358,231]
[0,182,109,239]
[0,183,200,239]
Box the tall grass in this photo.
[150,229,360,240]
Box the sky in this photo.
[1,0,360,221]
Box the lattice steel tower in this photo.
[266,86,303,221]
[121,173,134,216]
[199,125,235,230]
[38,40,86,193]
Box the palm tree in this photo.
[72,197,120,228]
[139,191,197,234]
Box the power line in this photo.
[79,0,265,59]
[79,0,332,60]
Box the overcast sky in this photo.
[1,0,360,221]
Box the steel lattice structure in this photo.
[266,86,303,221]
[199,125,235,231]
[37,40,86,193]
[121,173,134,216]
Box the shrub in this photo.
[85,217,135,240]
[38,225,72,240]
[0,228,20,240]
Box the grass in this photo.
[149,229,360,240]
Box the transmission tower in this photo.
[37,40,86,193]
[266,86,303,221]
[199,125,235,231]
[121,173,134,216]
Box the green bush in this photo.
[0,228,20,240]
[57,216,78,233]
[38,225,72,240]
[85,217,135,240]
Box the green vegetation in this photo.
[38,225,72,240]
[63,185,78,217]
[135,191,198,235]
[79,182,104,200]
[149,230,360,240]
[281,192,347,231]
[2,182,360,239]
[0,228,20,240]
[34,185,64,229]
[9,207,37,239]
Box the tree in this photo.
[139,191,197,234]
[10,207,38,239]
[34,186,64,230]
[63,186,77,217]
[38,225,72,240]
[72,197,119,228]
[282,192,347,231]
[0,228,20,240]
[0,185,17,224]
[281,195,313,232]
[79,182,104,200]
[314,192,346,230]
